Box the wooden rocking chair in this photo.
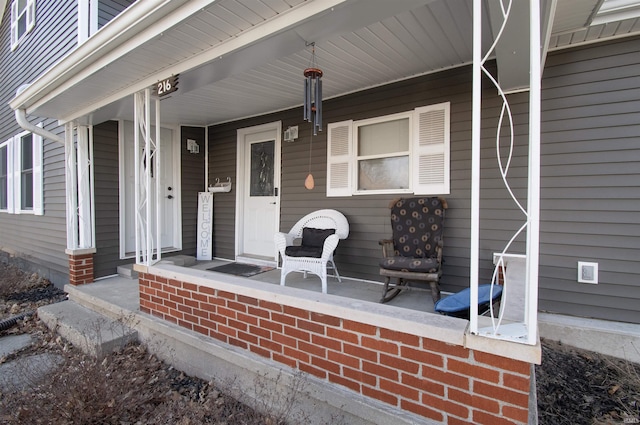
[379,197,447,304]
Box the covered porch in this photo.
[10,0,618,422]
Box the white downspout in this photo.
[14,85,64,145]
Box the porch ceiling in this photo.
[10,0,636,128]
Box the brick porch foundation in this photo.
[139,272,532,424]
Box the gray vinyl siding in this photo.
[538,37,640,323]
[98,0,135,29]
[93,121,123,279]
[180,126,206,255]
[208,123,243,260]
[208,36,640,324]
[0,0,78,286]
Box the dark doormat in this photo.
[207,262,274,277]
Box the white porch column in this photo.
[133,88,162,266]
[470,0,541,345]
[64,121,96,285]
[65,122,95,250]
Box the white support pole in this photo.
[77,125,92,248]
[469,0,482,335]
[155,95,162,263]
[65,122,79,249]
[526,0,542,345]
[145,88,152,265]
[134,92,141,263]
[205,126,209,189]
[89,125,96,249]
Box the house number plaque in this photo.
[153,75,179,97]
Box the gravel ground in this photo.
[1,263,639,424]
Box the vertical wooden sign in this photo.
[197,192,213,260]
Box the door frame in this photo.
[118,120,183,259]
[235,121,281,262]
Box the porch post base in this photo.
[66,248,96,286]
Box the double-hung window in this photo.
[327,102,450,197]
[10,0,36,50]
[0,131,43,215]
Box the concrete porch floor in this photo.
[109,258,437,314]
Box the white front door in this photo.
[120,121,181,258]
[237,122,281,261]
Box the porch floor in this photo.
[90,259,437,314]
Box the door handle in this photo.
[270,202,276,204]
[167,195,174,199]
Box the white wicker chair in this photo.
[275,209,349,294]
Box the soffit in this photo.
[12,0,640,127]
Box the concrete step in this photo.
[38,300,137,359]
[117,263,138,279]
[158,254,197,267]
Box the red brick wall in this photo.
[139,273,530,424]
[68,253,94,285]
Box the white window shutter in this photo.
[26,0,36,32]
[10,0,18,50]
[33,131,43,215]
[326,120,353,197]
[413,102,450,195]
[12,136,21,214]
[6,139,15,213]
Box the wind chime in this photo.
[303,42,323,190]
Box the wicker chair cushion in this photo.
[390,197,445,259]
[285,246,323,258]
[379,256,440,273]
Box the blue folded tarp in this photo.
[434,284,502,319]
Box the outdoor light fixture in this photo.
[303,42,323,136]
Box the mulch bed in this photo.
[536,338,640,425]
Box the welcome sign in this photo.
[197,192,213,260]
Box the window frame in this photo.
[1,130,43,215]
[326,101,450,197]
[353,111,414,195]
[10,0,36,51]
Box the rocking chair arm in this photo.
[379,239,395,258]
[435,240,444,263]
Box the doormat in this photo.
[207,262,274,277]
